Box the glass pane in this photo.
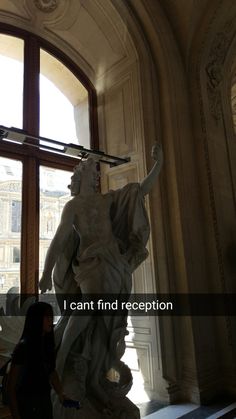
[40,49,90,147]
[0,157,22,298]
[39,165,72,282]
[0,34,24,129]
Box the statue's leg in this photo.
[56,314,91,376]
[87,317,111,406]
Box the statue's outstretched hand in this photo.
[140,143,163,195]
[151,143,163,167]
[39,272,52,294]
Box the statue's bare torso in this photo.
[68,193,114,253]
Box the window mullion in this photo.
[21,156,39,293]
[23,35,40,136]
[21,36,40,293]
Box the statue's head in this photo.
[68,157,100,195]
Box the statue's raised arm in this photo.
[140,142,163,196]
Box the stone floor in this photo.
[137,400,164,417]
[142,398,236,419]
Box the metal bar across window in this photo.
[0,125,130,167]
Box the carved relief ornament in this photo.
[34,0,58,13]
[205,20,235,121]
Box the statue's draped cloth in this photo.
[53,183,150,379]
[54,183,150,294]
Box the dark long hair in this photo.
[16,302,55,364]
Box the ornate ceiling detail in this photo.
[1,0,130,79]
[34,0,58,13]
[24,0,77,29]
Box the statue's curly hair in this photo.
[68,157,100,194]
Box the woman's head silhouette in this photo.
[19,302,55,360]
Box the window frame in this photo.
[0,23,99,293]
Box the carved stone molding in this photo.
[206,82,222,121]
[200,10,236,353]
[192,3,236,358]
[34,0,58,13]
[231,81,236,132]
[24,0,81,29]
[205,20,235,121]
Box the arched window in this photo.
[0,24,99,293]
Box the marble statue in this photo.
[39,143,163,418]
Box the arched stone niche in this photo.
[0,0,204,404]
[188,0,236,402]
